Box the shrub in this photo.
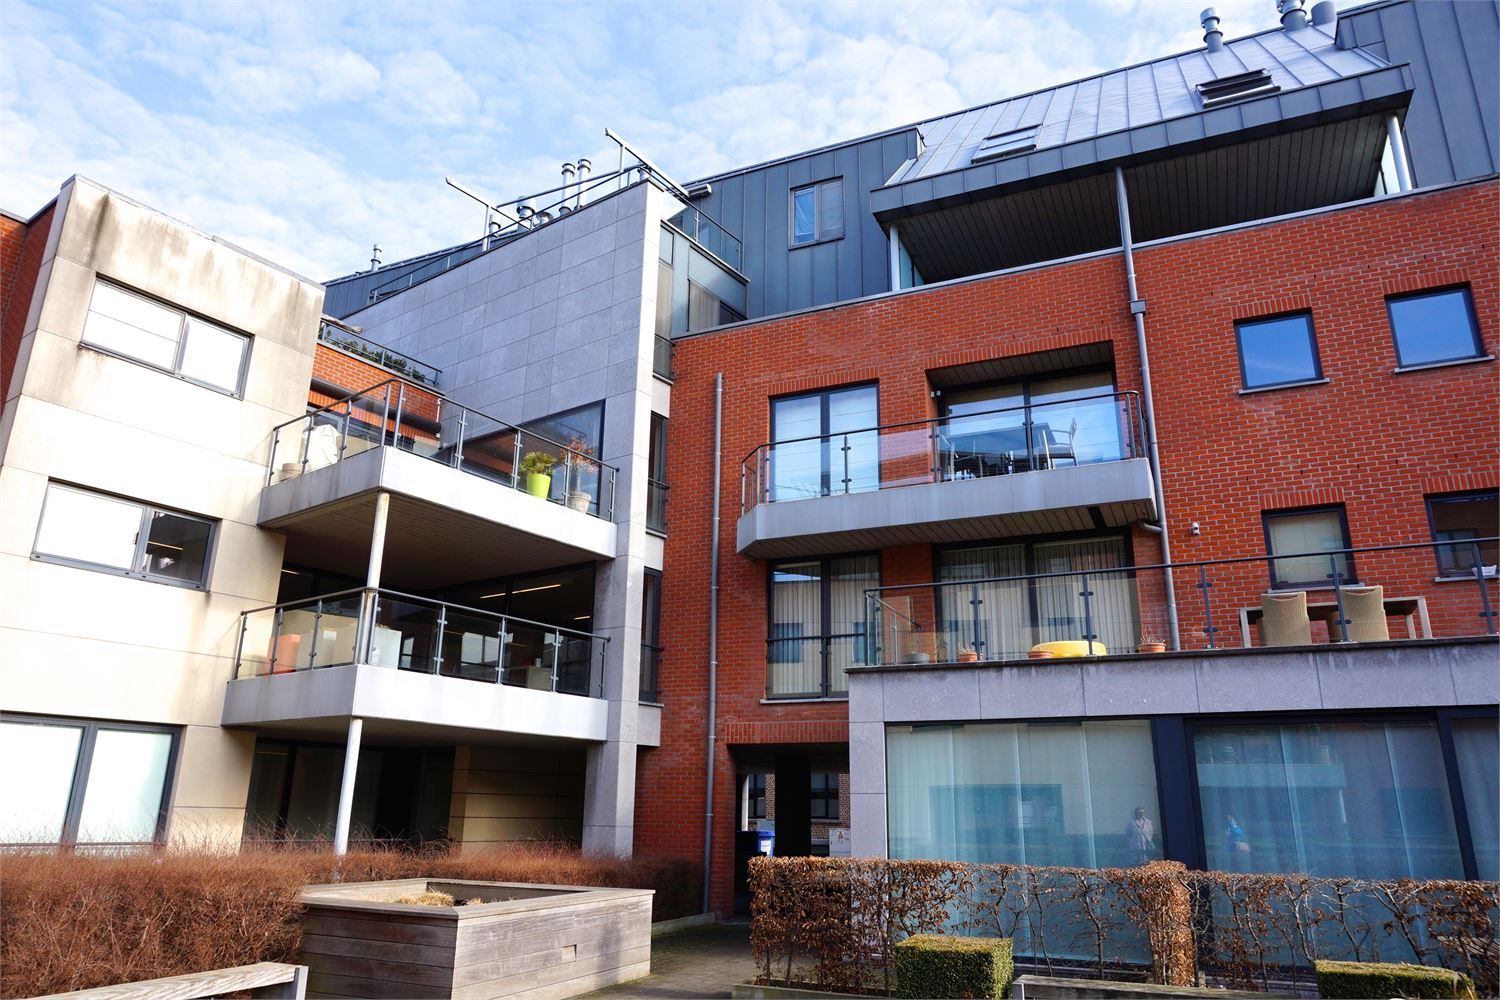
[0,842,700,998]
[896,934,1013,999]
[1315,960,1477,1000]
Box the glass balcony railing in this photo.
[666,206,743,272]
[234,588,608,698]
[653,335,675,381]
[267,380,618,519]
[742,391,1145,512]
[317,321,442,387]
[864,538,1498,668]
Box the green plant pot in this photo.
[526,473,551,498]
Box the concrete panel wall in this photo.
[0,176,325,844]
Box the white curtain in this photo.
[1453,719,1499,879]
[769,561,822,696]
[938,545,1029,659]
[1033,538,1137,654]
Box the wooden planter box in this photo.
[298,879,653,999]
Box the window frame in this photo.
[810,771,841,821]
[769,381,880,500]
[32,482,218,590]
[789,177,845,248]
[746,772,767,822]
[1425,490,1500,579]
[0,713,179,847]
[81,279,252,398]
[1386,285,1486,370]
[1234,310,1325,391]
[640,568,663,703]
[1261,505,1357,590]
[765,551,880,700]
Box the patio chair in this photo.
[1260,591,1311,646]
[1339,585,1389,642]
[1043,418,1080,468]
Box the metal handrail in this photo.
[740,390,1142,463]
[268,378,620,479]
[318,322,442,385]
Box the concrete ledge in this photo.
[731,983,868,1000]
[1013,974,1293,999]
[651,912,717,937]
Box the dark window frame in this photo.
[1261,505,1357,590]
[789,177,845,248]
[1234,310,1324,390]
[1386,284,1485,369]
[769,381,880,500]
[0,713,179,847]
[747,772,767,821]
[640,568,663,703]
[31,481,218,590]
[647,413,669,535]
[765,551,880,699]
[81,278,252,398]
[1425,489,1500,578]
[811,771,841,820]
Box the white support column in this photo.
[332,716,363,856]
[1385,113,1413,193]
[887,223,903,292]
[356,491,390,661]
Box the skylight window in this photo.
[1197,68,1280,109]
[971,125,1040,165]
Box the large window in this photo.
[1235,312,1322,390]
[939,369,1124,473]
[887,719,1161,868]
[0,716,176,845]
[937,535,1136,660]
[790,178,844,246]
[1262,506,1354,589]
[1193,721,1464,879]
[769,383,878,501]
[768,553,878,699]
[1452,718,1499,880]
[34,482,215,589]
[82,279,250,395]
[1426,491,1498,578]
[1387,286,1485,368]
[516,401,605,513]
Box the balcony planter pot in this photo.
[525,473,551,498]
[957,650,980,663]
[1028,649,1056,659]
[1137,641,1167,653]
[901,652,931,664]
[567,490,591,512]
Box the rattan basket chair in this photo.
[1260,591,1312,646]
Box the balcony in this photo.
[261,381,619,586]
[864,538,1498,667]
[318,320,442,387]
[737,391,1155,558]
[223,588,612,741]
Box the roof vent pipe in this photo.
[1278,0,1309,30]
[1201,8,1224,52]
[1310,0,1336,27]
[560,161,576,213]
[574,158,591,209]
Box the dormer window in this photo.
[971,125,1040,165]
[1197,68,1280,109]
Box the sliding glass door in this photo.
[770,384,878,500]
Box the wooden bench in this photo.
[38,962,307,999]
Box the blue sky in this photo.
[2,0,1342,281]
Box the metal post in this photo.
[930,424,941,483]
[969,583,984,657]
[393,383,407,449]
[1385,113,1413,193]
[1473,542,1497,634]
[332,716,363,857]
[453,408,468,469]
[378,383,392,447]
[498,616,510,684]
[1080,572,1096,652]
[740,465,747,512]
[550,629,561,692]
[512,431,524,489]
[300,419,313,475]
[564,450,575,504]
[608,468,617,520]
[269,608,284,674]
[432,604,447,677]
[266,427,280,487]
[841,435,851,494]
[306,599,323,669]
[234,613,249,678]
[339,402,351,460]
[1330,555,1350,642]
[1197,565,1218,648]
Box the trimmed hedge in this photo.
[896,934,1013,1000]
[1315,960,1476,1000]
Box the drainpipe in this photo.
[1384,114,1413,193]
[701,372,724,914]
[1114,167,1181,650]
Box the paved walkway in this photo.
[582,922,757,999]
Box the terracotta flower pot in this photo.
[957,651,979,663]
[1137,642,1167,653]
[1029,649,1056,659]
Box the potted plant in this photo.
[1137,632,1168,654]
[1028,647,1056,659]
[519,451,556,498]
[901,628,934,664]
[565,436,597,512]
[957,643,980,663]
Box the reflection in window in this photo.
[1427,491,1498,578]
[940,370,1123,475]
[768,554,877,698]
[82,280,250,394]
[1263,506,1354,588]
[1387,286,1484,368]
[811,771,841,820]
[1193,721,1463,879]
[1452,719,1499,879]
[0,717,174,846]
[1236,313,1322,389]
[34,483,215,588]
[516,401,605,512]
[769,384,878,501]
[791,178,844,246]
[887,720,1161,868]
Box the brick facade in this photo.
[1,205,55,406]
[640,180,1500,912]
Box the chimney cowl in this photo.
[1201,7,1224,52]
[1310,0,1336,27]
[1278,0,1309,30]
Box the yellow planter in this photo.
[1030,640,1108,658]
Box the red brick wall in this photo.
[641,180,1499,912]
[1,204,55,404]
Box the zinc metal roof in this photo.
[883,19,1391,188]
